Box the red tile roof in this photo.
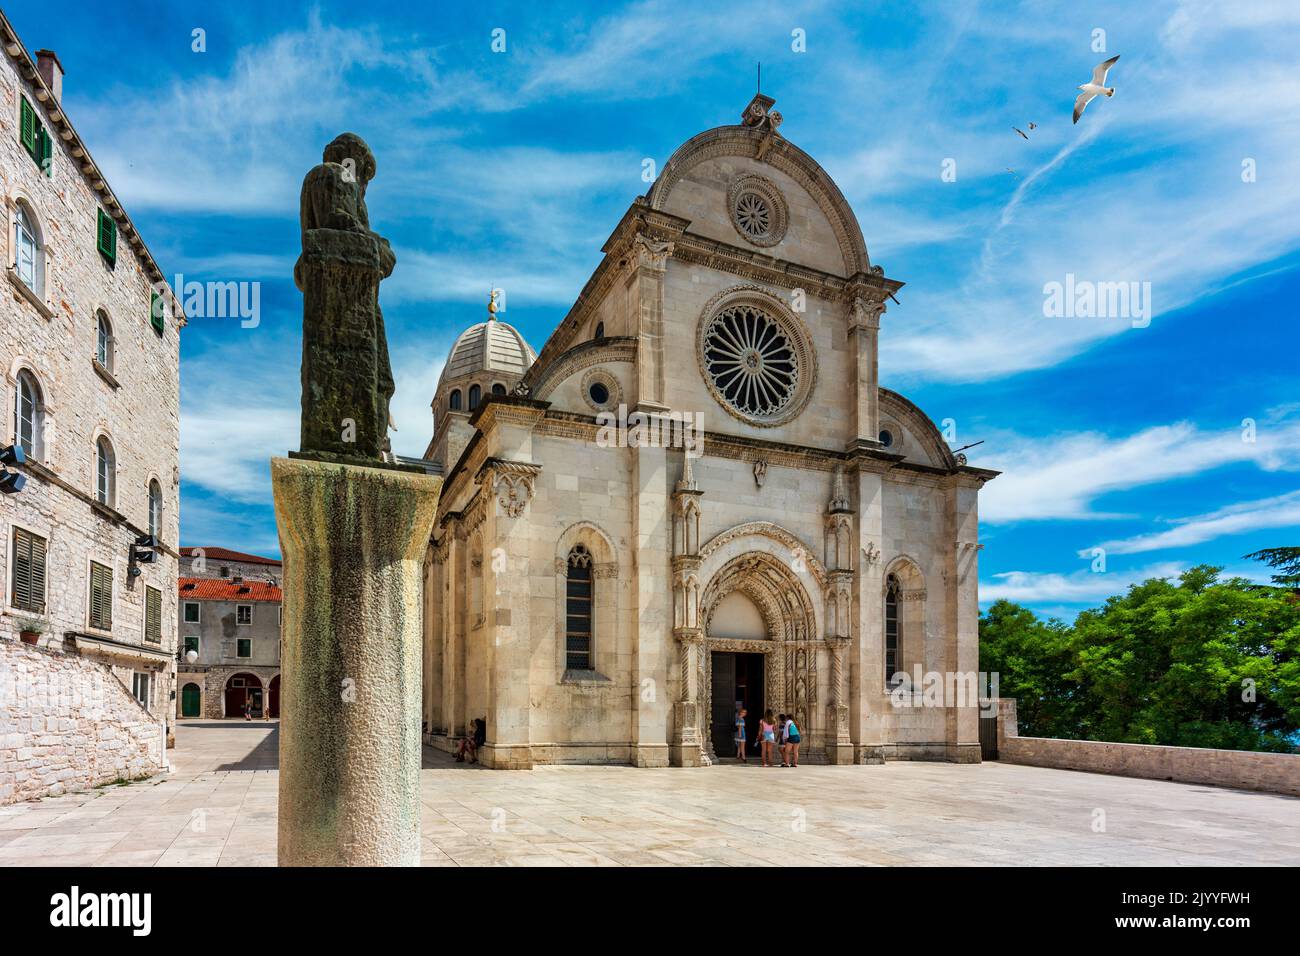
[177,578,282,602]
[178,547,282,566]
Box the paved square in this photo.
[1,722,1296,866]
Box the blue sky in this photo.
[13,0,1300,620]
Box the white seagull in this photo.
[1073,54,1120,124]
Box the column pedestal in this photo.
[272,456,441,866]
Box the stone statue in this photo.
[294,132,396,463]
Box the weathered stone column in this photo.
[273,457,441,866]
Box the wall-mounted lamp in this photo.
[0,444,25,494]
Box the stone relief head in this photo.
[322,132,377,184]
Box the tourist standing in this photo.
[758,711,777,767]
[785,714,801,767]
[734,707,748,762]
[777,712,789,766]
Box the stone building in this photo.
[421,95,998,769]
[175,547,282,719]
[0,15,183,744]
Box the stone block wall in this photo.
[995,698,1300,797]
[0,639,164,805]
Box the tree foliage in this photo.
[980,565,1300,752]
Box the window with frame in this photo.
[183,601,200,624]
[148,479,163,540]
[468,384,481,410]
[236,604,252,625]
[884,574,901,688]
[449,389,462,411]
[96,310,113,371]
[565,545,593,671]
[184,634,199,656]
[144,586,162,644]
[18,96,51,175]
[95,436,115,506]
[14,202,42,293]
[96,208,117,266]
[88,560,112,631]
[11,526,47,614]
[131,672,150,709]
[236,638,251,658]
[14,370,43,459]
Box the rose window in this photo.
[702,304,799,418]
[733,192,772,240]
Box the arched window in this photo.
[491,383,506,396]
[14,202,42,293]
[448,389,462,411]
[95,436,115,506]
[14,370,43,458]
[594,321,605,340]
[147,479,163,540]
[96,310,113,371]
[884,574,901,688]
[468,384,481,410]
[565,545,593,671]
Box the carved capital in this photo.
[848,295,885,335]
[632,233,675,272]
[476,457,541,519]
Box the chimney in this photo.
[35,49,63,102]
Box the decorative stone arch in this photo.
[883,554,928,689]
[879,388,958,470]
[646,124,871,276]
[699,520,828,590]
[696,538,823,762]
[554,521,619,678]
[530,336,637,401]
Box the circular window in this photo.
[727,175,788,247]
[879,429,893,448]
[581,368,620,412]
[697,289,815,427]
[588,381,609,406]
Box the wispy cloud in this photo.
[981,561,1187,603]
[1083,491,1300,556]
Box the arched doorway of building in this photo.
[706,591,768,757]
[224,673,264,718]
[268,674,280,718]
[181,682,202,718]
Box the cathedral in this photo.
[420,94,998,768]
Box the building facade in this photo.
[421,95,998,769]
[0,15,183,739]
[175,547,282,720]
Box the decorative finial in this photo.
[487,287,499,321]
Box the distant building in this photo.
[175,548,282,719]
[0,11,183,754]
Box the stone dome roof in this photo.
[437,317,537,393]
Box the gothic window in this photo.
[702,304,798,418]
[14,370,43,458]
[449,389,462,411]
[96,310,113,371]
[885,574,901,688]
[95,436,115,506]
[565,545,593,671]
[468,384,481,410]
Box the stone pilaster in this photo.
[626,233,673,412]
[852,459,889,763]
[631,441,672,767]
[272,456,441,866]
[845,296,885,452]
[944,474,984,764]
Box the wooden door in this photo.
[181,683,201,717]
[711,652,737,757]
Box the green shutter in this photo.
[145,587,162,643]
[96,210,117,265]
[12,527,47,614]
[19,96,36,153]
[89,561,113,631]
[38,125,52,176]
[150,291,165,335]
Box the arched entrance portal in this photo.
[699,551,818,762]
[224,673,264,718]
[181,682,201,718]
[268,674,281,719]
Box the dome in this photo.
[437,317,537,393]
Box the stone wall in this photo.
[996,698,1300,797]
[0,639,165,805]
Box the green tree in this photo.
[978,600,1076,738]
[1244,546,1300,586]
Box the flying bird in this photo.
[1013,126,1028,139]
[1073,54,1120,124]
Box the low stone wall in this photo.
[0,640,165,805]
[995,698,1300,797]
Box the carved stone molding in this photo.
[630,233,674,273]
[476,457,541,519]
[699,520,828,588]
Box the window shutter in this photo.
[145,586,162,643]
[19,96,36,153]
[89,561,113,631]
[150,291,165,336]
[38,125,52,176]
[96,210,117,265]
[12,527,47,614]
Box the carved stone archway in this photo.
[698,551,818,762]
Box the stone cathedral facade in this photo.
[421,95,997,769]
